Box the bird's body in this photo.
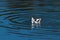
[31,17,41,24]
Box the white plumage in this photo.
[31,17,41,24]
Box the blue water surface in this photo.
[0,0,60,40]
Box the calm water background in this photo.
[0,0,60,40]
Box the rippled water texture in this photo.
[0,0,60,40]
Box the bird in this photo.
[31,17,41,24]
